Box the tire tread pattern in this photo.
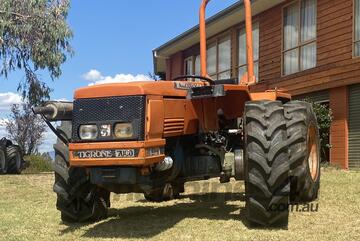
[284,101,320,203]
[245,101,290,226]
[6,145,22,174]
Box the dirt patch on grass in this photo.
[0,169,359,241]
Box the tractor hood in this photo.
[74,81,205,99]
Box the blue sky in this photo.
[0,0,238,152]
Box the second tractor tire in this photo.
[0,148,7,174]
[6,145,23,174]
[284,101,321,203]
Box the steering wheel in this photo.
[173,75,215,85]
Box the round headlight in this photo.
[114,123,133,139]
[79,125,98,140]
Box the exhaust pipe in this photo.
[33,101,73,121]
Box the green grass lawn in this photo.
[0,168,359,241]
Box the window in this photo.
[183,56,195,81]
[283,0,317,75]
[207,36,232,80]
[355,0,360,56]
[237,22,259,81]
[184,57,193,76]
[195,55,201,75]
[184,55,201,80]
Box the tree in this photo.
[0,0,73,105]
[5,102,46,155]
[304,99,333,162]
[147,72,163,81]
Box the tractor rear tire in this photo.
[6,145,23,174]
[0,148,7,174]
[284,101,320,203]
[244,101,290,227]
[53,121,110,223]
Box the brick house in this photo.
[153,0,360,169]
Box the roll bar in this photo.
[199,0,256,84]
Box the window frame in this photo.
[281,0,318,76]
[354,0,360,57]
[236,21,260,82]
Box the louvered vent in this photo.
[164,118,184,137]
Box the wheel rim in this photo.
[308,125,319,181]
[0,151,5,170]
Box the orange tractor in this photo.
[34,0,320,226]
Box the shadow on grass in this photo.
[61,192,286,238]
[87,192,246,239]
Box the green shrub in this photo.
[303,99,333,163]
[23,154,53,174]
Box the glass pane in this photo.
[355,42,360,57]
[356,0,360,42]
[238,63,259,82]
[284,49,299,75]
[301,0,316,42]
[218,71,231,80]
[238,28,247,66]
[254,61,259,82]
[253,22,260,61]
[301,43,316,70]
[238,22,259,66]
[207,45,217,76]
[218,38,231,73]
[238,66,247,80]
[195,55,201,75]
[185,58,193,75]
[284,3,299,50]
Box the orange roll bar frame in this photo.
[199,0,256,84]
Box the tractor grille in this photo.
[72,96,146,142]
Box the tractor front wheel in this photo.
[53,121,110,223]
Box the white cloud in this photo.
[83,69,152,86]
[0,92,22,111]
[83,69,103,82]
